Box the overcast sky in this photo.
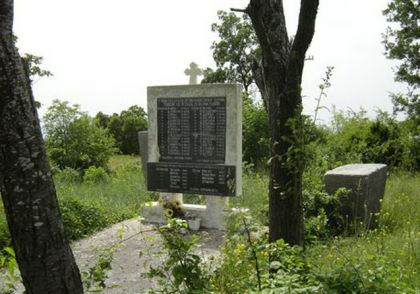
[13,0,405,123]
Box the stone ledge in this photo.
[141,202,247,230]
[324,163,387,177]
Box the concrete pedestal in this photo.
[141,197,230,230]
[204,196,229,229]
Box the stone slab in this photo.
[147,84,242,196]
[138,131,148,182]
[156,97,226,163]
[147,162,236,196]
[324,163,387,229]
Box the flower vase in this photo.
[188,218,201,231]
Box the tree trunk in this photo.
[247,0,319,245]
[0,1,84,292]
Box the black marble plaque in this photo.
[147,162,236,196]
[157,97,226,163]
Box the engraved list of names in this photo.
[157,97,226,163]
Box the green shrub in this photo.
[54,167,81,183]
[144,219,209,293]
[210,215,323,292]
[0,212,10,250]
[83,166,110,184]
[96,105,148,155]
[309,236,418,293]
[211,213,418,293]
[327,109,419,171]
[49,116,116,171]
[0,246,20,293]
[231,169,268,225]
[263,241,325,292]
[82,246,115,292]
[0,155,145,266]
[210,214,261,292]
[49,160,61,176]
[242,97,269,168]
[303,188,352,240]
[317,254,405,293]
[44,100,116,171]
[59,198,116,241]
[380,172,420,232]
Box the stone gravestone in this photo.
[324,163,387,229]
[141,66,242,229]
[138,131,148,183]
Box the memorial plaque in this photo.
[148,84,242,196]
[147,162,236,196]
[157,97,226,163]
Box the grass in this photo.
[231,168,268,223]
[0,155,151,247]
[0,155,419,291]
[381,172,420,231]
[229,170,420,291]
[56,155,152,240]
[306,172,419,290]
[57,155,148,217]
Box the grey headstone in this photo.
[324,163,387,229]
[138,131,148,182]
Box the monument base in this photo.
[141,201,236,230]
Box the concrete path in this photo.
[74,217,226,293]
[9,218,225,293]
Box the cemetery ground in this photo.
[0,155,419,292]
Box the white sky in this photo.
[13,0,405,123]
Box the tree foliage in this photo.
[383,0,419,121]
[383,0,419,87]
[95,105,147,155]
[54,117,115,171]
[201,67,228,84]
[203,11,259,93]
[22,53,53,82]
[329,109,419,171]
[43,99,83,143]
[243,95,269,167]
[44,100,116,171]
[205,10,269,167]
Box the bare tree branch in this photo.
[230,8,247,13]
[291,0,320,61]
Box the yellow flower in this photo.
[164,208,174,218]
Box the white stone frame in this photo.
[147,83,243,196]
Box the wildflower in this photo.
[164,208,174,218]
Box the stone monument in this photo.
[324,163,387,229]
[138,131,148,183]
[141,62,242,229]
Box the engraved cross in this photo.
[184,62,203,85]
